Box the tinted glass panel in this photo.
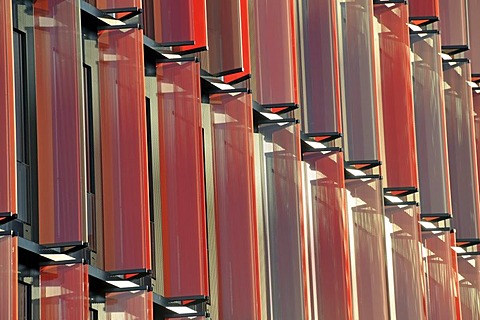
[409,0,439,18]
[438,0,468,48]
[465,0,480,74]
[105,291,153,320]
[458,255,480,319]
[0,236,18,319]
[153,0,194,45]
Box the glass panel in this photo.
[210,93,260,319]
[156,61,209,297]
[174,0,208,52]
[409,0,439,18]
[224,0,251,84]
[338,0,380,161]
[0,236,18,319]
[251,0,297,106]
[98,28,151,271]
[458,255,480,319]
[298,0,342,134]
[385,206,426,319]
[40,264,89,320]
[423,231,459,319]
[375,4,418,188]
[105,291,153,320]
[259,123,305,319]
[347,178,389,319]
[444,61,480,239]
[438,0,468,48]
[465,0,480,75]
[411,32,452,216]
[201,0,242,76]
[152,0,194,45]
[303,151,352,319]
[34,0,86,244]
[0,0,15,216]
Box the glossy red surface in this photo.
[175,0,208,52]
[157,61,209,297]
[105,291,153,320]
[98,28,151,271]
[0,236,18,319]
[34,0,85,244]
[153,0,194,45]
[0,0,15,216]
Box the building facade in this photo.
[1,0,480,319]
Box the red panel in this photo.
[0,0,15,216]
[175,0,208,52]
[0,236,18,319]
[409,0,439,18]
[375,4,418,189]
[385,206,427,319]
[347,178,389,319]
[96,0,142,9]
[438,0,468,48]
[474,94,480,191]
[34,0,85,244]
[466,0,480,75]
[105,291,153,320]
[423,231,459,319]
[210,93,260,319]
[251,0,297,106]
[458,255,480,319]
[444,61,480,239]
[40,264,89,320]
[303,151,352,319]
[298,0,342,135]
[98,28,151,271]
[224,0,251,83]
[153,0,194,45]
[201,0,242,76]
[259,123,306,319]
[411,31,452,216]
[339,0,381,161]
[156,61,209,297]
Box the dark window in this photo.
[145,97,156,277]
[18,281,31,320]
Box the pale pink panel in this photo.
[105,291,153,320]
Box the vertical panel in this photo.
[40,264,89,320]
[201,0,242,76]
[347,178,389,319]
[375,4,418,188]
[458,255,480,319]
[411,31,452,216]
[438,0,468,49]
[98,28,151,271]
[105,291,152,320]
[303,151,352,319]
[152,0,194,45]
[338,0,380,161]
[251,0,297,106]
[259,123,306,319]
[0,236,18,319]
[157,61,209,297]
[444,61,480,239]
[175,0,208,52]
[298,0,342,134]
[0,0,16,216]
[423,231,458,319]
[34,0,85,244]
[409,0,439,19]
[210,93,260,319]
[385,206,426,319]
[466,0,480,75]
[96,0,142,9]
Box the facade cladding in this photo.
[4,0,480,319]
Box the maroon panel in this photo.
[438,0,468,48]
[34,0,85,244]
[98,28,151,271]
[153,0,194,45]
[0,0,15,216]
[0,236,18,319]
[385,206,426,319]
[375,4,418,188]
[105,291,153,320]
[339,0,381,161]
[259,123,306,319]
[411,31,452,216]
[298,0,342,134]
[423,231,458,319]
[304,151,352,319]
[251,0,298,106]
[157,61,209,297]
[210,93,260,319]
[174,0,208,52]
[347,178,389,319]
[201,0,242,76]
[465,0,480,75]
[40,264,89,320]
[458,256,480,319]
[409,0,439,19]
[96,0,142,9]
[444,61,480,239]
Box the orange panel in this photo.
[0,236,18,319]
